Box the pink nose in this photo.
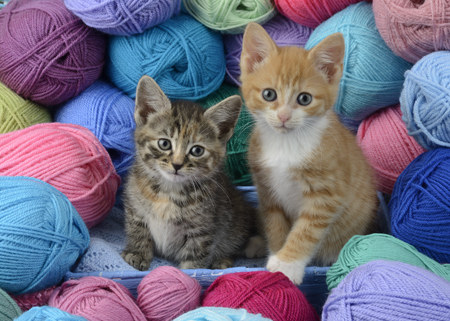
[278,114,291,123]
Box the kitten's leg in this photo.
[211,257,234,270]
[261,205,291,255]
[244,235,267,258]
[178,234,212,269]
[266,196,338,285]
[121,213,154,271]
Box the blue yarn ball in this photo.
[15,306,88,321]
[0,176,90,295]
[106,13,226,101]
[305,2,413,122]
[174,307,272,321]
[389,148,450,264]
[55,80,135,180]
[400,51,450,150]
[64,0,181,36]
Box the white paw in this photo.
[266,255,306,285]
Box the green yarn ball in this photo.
[327,233,450,291]
[0,288,22,320]
[182,0,276,34]
[0,82,52,134]
[198,83,253,186]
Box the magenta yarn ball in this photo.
[0,0,107,106]
[223,14,313,86]
[137,266,201,321]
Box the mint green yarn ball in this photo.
[0,288,21,321]
[197,83,253,186]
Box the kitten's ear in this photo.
[204,95,242,142]
[134,75,171,126]
[241,22,277,74]
[308,33,345,84]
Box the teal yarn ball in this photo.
[174,307,272,321]
[305,2,413,121]
[400,51,450,150]
[0,288,21,321]
[15,306,87,321]
[197,84,253,186]
[0,176,90,295]
[106,13,226,101]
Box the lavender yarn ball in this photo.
[64,0,181,36]
[223,14,313,86]
[323,260,450,320]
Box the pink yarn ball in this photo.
[274,0,369,28]
[49,277,146,321]
[0,0,107,106]
[0,123,121,228]
[357,105,426,195]
[137,266,201,321]
[373,0,450,64]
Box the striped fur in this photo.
[240,23,378,284]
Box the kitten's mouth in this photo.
[273,123,294,133]
[160,170,188,183]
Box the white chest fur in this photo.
[258,115,329,218]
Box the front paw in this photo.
[266,255,306,285]
[121,250,152,271]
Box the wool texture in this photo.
[373,0,450,64]
[15,306,88,321]
[106,13,225,101]
[389,147,450,264]
[0,0,107,106]
[322,260,450,320]
[0,123,121,229]
[0,288,22,321]
[64,0,181,36]
[174,307,272,321]
[10,286,58,312]
[0,176,89,295]
[305,2,413,121]
[400,50,450,150]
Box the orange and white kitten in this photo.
[240,23,378,285]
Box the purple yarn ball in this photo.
[223,14,313,86]
[323,260,450,320]
[0,0,107,106]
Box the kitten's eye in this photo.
[297,93,312,106]
[262,89,277,101]
[158,139,171,150]
[190,146,204,157]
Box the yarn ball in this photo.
[202,271,320,321]
[326,233,450,291]
[15,306,87,321]
[10,286,58,312]
[389,147,450,263]
[305,2,413,121]
[274,0,367,28]
[55,80,135,180]
[182,0,276,34]
[0,288,22,320]
[64,0,181,36]
[322,260,450,320]
[0,176,89,295]
[0,123,121,229]
[137,266,201,321]
[400,51,450,150]
[0,81,51,134]
[0,0,107,106]
[174,307,272,321]
[197,84,253,185]
[357,104,426,194]
[48,276,146,321]
[373,0,450,64]
[106,13,225,101]
[223,14,313,86]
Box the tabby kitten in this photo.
[240,23,378,284]
[121,75,262,271]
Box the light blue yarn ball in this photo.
[174,307,272,321]
[55,80,135,180]
[400,51,450,150]
[0,176,90,295]
[64,0,181,36]
[15,306,88,321]
[106,13,226,101]
[305,2,413,122]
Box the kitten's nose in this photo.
[172,163,183,172]
[278,114,291,124]
[277,107,292,124]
